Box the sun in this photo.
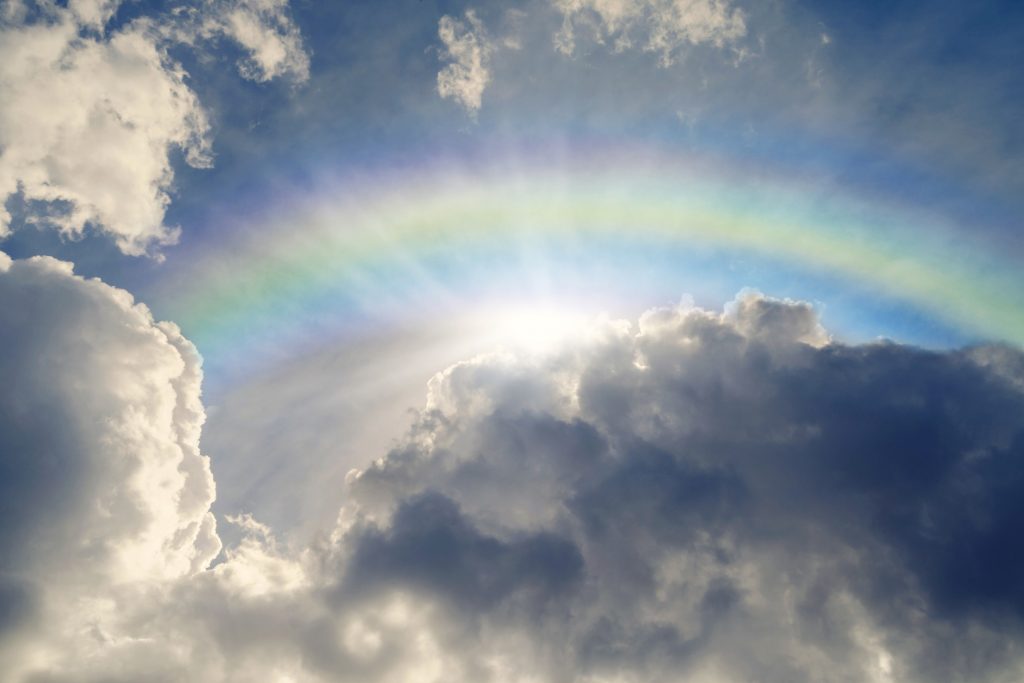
[475,302,595,355]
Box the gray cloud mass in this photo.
[2,260,1024,682]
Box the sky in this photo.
[1,0,1024,681]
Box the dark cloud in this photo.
[346,292,1024,682]
[343,491,583,615]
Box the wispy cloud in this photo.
[437,10,494,115]
[554,0,747,65]
[177,0,311,83]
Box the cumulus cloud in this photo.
[0,252,219,679]
[554,0,747,65]
[4,273,1024,682]
[0,7,213,256]
[437,10,494,114]
[0,0,308,256]
[343,292,1024,682]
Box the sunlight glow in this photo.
[476,303,595,354]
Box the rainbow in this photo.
[155,146,1024,381]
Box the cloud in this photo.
[186,0,311,83]
[344,292,1024,682]
[437,10,494,114]
[435,1,747,114]
[3,272,1024,682]
[553,0,747,65]
[0,0,308,257]
[344,492,584,614]
[0,8,213,256]
[0,252,219,679]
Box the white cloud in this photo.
[554,0,747,65]
[0,10,212,256]
[192,0,311,83]
[0,253,220,585]
[67,0,121,29]
[0,252,220,680]
[0,1,308,257]
[437,10,494,114]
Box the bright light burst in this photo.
[471,302,596,355]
